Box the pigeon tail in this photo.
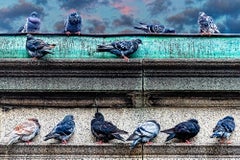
[116,129,128,135]
[7,135,20,145]
[44,133,59,141]
[161,128,176,142]
[41,50,54,56]
[112,133,125,142]
[130,138,141,150]
[96,45,114,52]
[126,133,138,141]
[165,133,176,142]
[161,128,174,134]
[134,26,148,33]
[134,22,149,31]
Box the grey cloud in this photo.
[86,19,106,33]
[202,0,240,18]
[0,0,44,32]
[166,8,200,32]
[57,0,100,10]
[112,15,134,27]
[147,0,172,16]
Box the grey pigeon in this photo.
[96,39,142,61]
[134,22,175,33]
[7,118,41,145]
[18,11,41,33]
[64,12,82,35]
[26,34,56,59]
[127,120,160,149]
[91,112,128,143]
[198,12,220,34]
[161,119,200,144]
[210,116,235,144]
[44,115,75,144]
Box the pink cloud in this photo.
[111,2,134,15]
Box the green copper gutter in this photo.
[0,33,240,59]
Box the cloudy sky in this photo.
[0,0,240,33]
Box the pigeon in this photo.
[161,119,200,144]
[210,116,235,144]
[126,120,160,149]
[134,22,175,33]
[64,12,82,35]
[96,39,142,61]
[91,112,128,143]
[198,12,220,34]
[26,34,56,59]
[44,115,75,144]
[7,118,41,145]
[18,11,41,33]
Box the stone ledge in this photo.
[0,144,240,156]
[0,59,142,78]
[143,59,240,77]
[0,91,140,109]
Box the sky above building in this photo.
[0,0,239,33]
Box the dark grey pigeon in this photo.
[198,12,220,34]
[91,112,128,143]
[134,22,175,33]
[64,12,82,35]
[96,39,142,61]
[26,34,56,59]
[44,115,75,144]
[210,116,235,144]
[161,119,200,144]
[127,120,160,149]
[18,12,41,33]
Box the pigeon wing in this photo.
[13,121,36,136]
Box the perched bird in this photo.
[44,115,75,144]
[127,120,160,149]
[161,119,200,144]
[134,22,175,33]
[96,39,142,61]
[7,118,40,145]
[198,12,220,34]
[18,11,41,33]
[210,116,235,144]
[64,12,82,35]
[91,112,128,143]
[26,34,56,59]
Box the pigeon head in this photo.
[188,119,198,124]
[134,39,142,45]
[28,118,39,122]
[28,12,41,24]
[30,12,39,18]
[69,12,81,25]
[164,28,176,33]
[26,34,34,40]
[28,118,41,127]
[94,112,105,121]
[199,12,207,17]
[223,116,234,121]
[63,114,74,122]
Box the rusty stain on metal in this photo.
[0,33,240,59]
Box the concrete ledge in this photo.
[0,91,139,109]
[146,91,240,108]
[0,144,240,159]
[1,59,240,108]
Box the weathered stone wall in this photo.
[0,59,240,159]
